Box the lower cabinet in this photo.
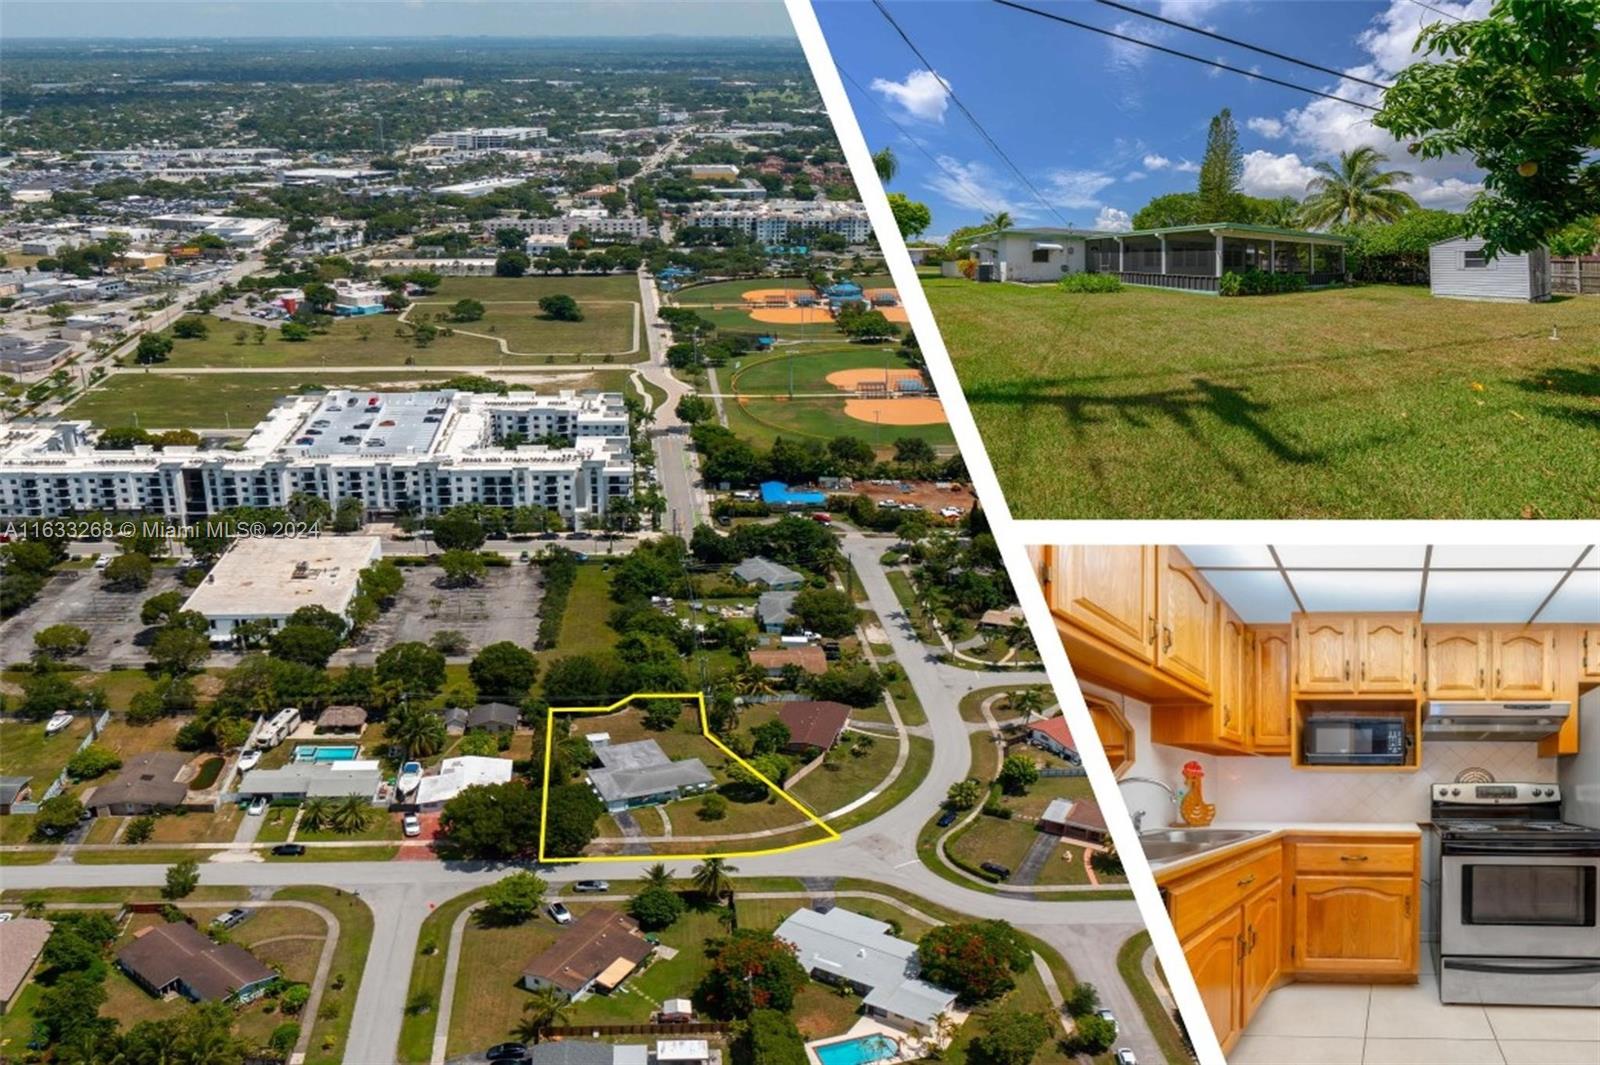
[1183,906,1244,1051]
[1291,875,1416,975]
[1240,879,1284,1021]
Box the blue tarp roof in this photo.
[761,481,827,506]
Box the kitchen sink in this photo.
[1138,828,1266,863]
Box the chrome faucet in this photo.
[1118,776,1178,833]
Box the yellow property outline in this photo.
[538,692,841,863]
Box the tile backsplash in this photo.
[1087,683,1557,825]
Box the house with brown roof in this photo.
[117,920,276,1004]
[1025,716,1079,763]
[748,645,827,677]
[520,908,653,1000]
[85,751,191,815]
[0,917,51,1013]
[776,701,852,753]
[1041,797,1108,844]
[314,704,367,735]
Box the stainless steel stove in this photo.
[1428,782,1600,1007]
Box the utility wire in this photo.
[1092,0,1392,90]
[1406,0,1466,23]
[872,0,1076,227]
[837,64,1004,219]
[991,0,1381,112]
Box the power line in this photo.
[872,0,1076,227]
[991,0,1381,112]
[1406,0,1466,23]
[1092,0,1392,90]
[837,64,1004,219]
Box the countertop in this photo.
[1148,820,1423,880]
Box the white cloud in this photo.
[1142,153,1171,170]
[1173,159,1200,173]
[1401,176,1484,210]
[1239,150,1323,198]
[869,69,951,124]
[1124,171,1147,182]
[923,155,1030,218]
[1094,206,1132,231]
[1248,117,1285,139]
[1045,169,1117,210]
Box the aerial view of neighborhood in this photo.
[0,10,1185,1065]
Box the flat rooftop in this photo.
[293,390,450,458]
[183,536,381,619]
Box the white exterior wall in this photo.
[997,234,1086,282]
[1430,238,1549,302]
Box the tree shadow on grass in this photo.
[1514,364,1600,429]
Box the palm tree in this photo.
[299,797,333,833]
[1011,688,1048,719]
[691,857,737,906]
[1299,146,1419,227]
[331,794,372,835]
[983,210,1013,236]
[872,147,898,185]
[1259,195,1303,228]
[643,863,676,891]
[387,703,446,761]
[513,987,571,1044]
[1004,617,1035,654]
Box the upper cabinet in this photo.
[1050,545,1156,663]
[1424,627,1491,700]
[1491,628,1558,701]
[1253,627,1293,754]
[1423,626,1559,701]
[1584,629,1600,681]
[1293,613,1420,697]
[1157,546,1215,694]
[1214,601,1250,748]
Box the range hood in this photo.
[1423,701,1570,742]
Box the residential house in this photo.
[1041,797,1108,845]
[657,997,695,1022]
[747,645,827,677]
[731,556,803,590]
[117,921,276,1004]
[313,705,367,736]
[1026,717,1079,763]
[0,776,33,815]
[1430,236,1551,302]
[586,739,715,813]
[776,701,852,753]
[978,607,1024,631]
[0,917,51,1013]
[467,702,520,734]
[520,909,653,999]
[237,760,383,802]
[85,751,190,815]
[527,1044,647,1065]
[441,706,469,734]
[413,755,513,807]
[774,907,958,1033]
[756,590,797,634]
[654,1041,712,1065]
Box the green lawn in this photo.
[785,732,897,817]
[1118,930,1192,1065]
[0,717,91,794]
[546,562,620,661]
[446,912,567,1056]
[274,886,374,1065]
[723,392,953,453]
[63,371,464,429]
[432,275,640,303]
[671,275,812,304]
[925,278,1600,517]
[409,299,637,356]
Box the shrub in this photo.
[66,744,122,781]
[698,794,727,821]
[628,886,686,931]
[1058,272,1123,293]
[1220,268,1310,296]
[124,815,156,844]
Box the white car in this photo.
[1115,1049,1137,1065]
[93,554,112,570]
[246,796,268,816]
[939,506,963,518]
[547,902,573,924]
[0,912,14,923]
[1097,1008,1117,1032]
[237,749,262,772]
[403,814,421,837]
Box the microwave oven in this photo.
[1301,716,1410,765]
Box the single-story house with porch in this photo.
[963,223,1352,293]
[756,590,798,633]
[1429,236,1551,302]
[237,760,383,802]
[777,701,852,753]
[85,751,191,815]
[774,906,958,1033]
[586,739,715,812]
[0,776,33,815]
[1041,797,1109,845]
[467,702,520,733]
[520,908,653,999]
[731,556,804,589]
[1026,716,1079,763]
[748,645,827,677]
[117,921,275,1004]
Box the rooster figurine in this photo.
[1179,760,1216,827]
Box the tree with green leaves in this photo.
[482,870,547,925]
[916,920,1032,1003]
[514,987,572,1045]
[163,857,200,899]
[629,884,686,931]
[969,1008,1053,1065]
[538,293,583,321]
[33,623,90,661]
[1374,0,1600,257]
[691,856,737,905]
[439,548,487,588]
[469,640,539,699]
[376,641,447,696]
[32,794,84,840]
[1299,147,1419,228]
[1197,108,1243,222]
[438,781,539,859]
[887,193,932,239]
[696,930,808,1019]
[384,703,448,761]
[873,147,898,184]
[103,551,153,591]
[946,778,983,811]
[998,754,1040,796]
[450,298,486,322]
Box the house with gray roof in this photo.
[528,1044,648,1065]
[237,760,383,802]
[774,906,959,1033]
[117,921,275,1004]
[585,739,714,812]
[85,751,191,815]
[468,702,520,733]
[0,775,33,814]
[756,590,798,633]
[731,556,803,590]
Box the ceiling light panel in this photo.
[1274,545,1428,569]
[1424,571,1560,623]
[1291,569,1423,612]
[1536,570,1600,623]
[1202,570,1299,623]
[1177,545,1276,568]
[1429,545,1589,569]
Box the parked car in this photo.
[271,844,306,857]
[403,814,421,837]
[937,808,959,828]
[1115,1049,1138,1065]
[246,797,268,816]
[486,1044,531,1062]
[211,908,250,930]
[1097,1008,1117,1032]
[237,749,261,772]
[547,902,572,924]
[0,912,14,922]
[93,555,111,570]
[981,861,1012,880]
[573,880,610,893]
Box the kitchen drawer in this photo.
[1292,840,1416,875]
[1168,843,1284,941]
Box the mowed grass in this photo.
[408,300,637,355]
[924,278,1600,518]
[728,346,919,394]
[432,275,640,302]
[64,371,465,429]
[0,717,91,794]
[723,394,953,452]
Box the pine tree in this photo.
[1197,108,1242,222]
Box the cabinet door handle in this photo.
[1162,626,1173,652]
[1238,934,1248,962]
[1405,896,1412,917]
[1148,616,1158,646]
[1249,927,1258,952]
[1340,854,1369,862]
[1237,873,1256,887]
[1344,661,1350,680]
[1496,668,1503,689]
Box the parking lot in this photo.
[342,562,544,663]
[0,565,189,668]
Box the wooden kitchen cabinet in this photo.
[1293,613,1420,696]
[1293,615,1355,693]
[1491,627,1558,700]
[1252,627,1292,754]
[1182,906,1244,1051]
[1425,627,1491,700]
[1291,876,1416,976]
[1583,628,1600,681]
[1215,602,1249,747]
[1240,879,1284,1026]
[1357,616,1418,693]
[1049,544,1156,663]
[1157,546,1214,694]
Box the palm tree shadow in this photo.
[1515,364,1600,428]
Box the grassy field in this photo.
[64,371,464,429]
[547,562,620,661]
[722,393,953,452]
[672,275,812,304]
[924,278,1600,517]
[431,275,640,302]
[0,717,91,794]
[275,885,374,1065]
[946,770,1106,887]
[728,346,920,394]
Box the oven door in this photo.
[1441,851,1600,960]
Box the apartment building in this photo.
[0,389,634,522]
[680,198,871,243]
[488,210,651,241]
[425,126,547,150]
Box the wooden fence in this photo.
[1551,257,1600,294]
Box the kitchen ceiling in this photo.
[1178,545,1599,625]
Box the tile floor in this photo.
[1229,955,1600,1064]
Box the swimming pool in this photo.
[813,1035,898,1065]
[292,745,361,763]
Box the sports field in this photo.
[925,278,1600,518]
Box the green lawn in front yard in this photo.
[945,767,1110,887]
[274,886,374,1065]
[445,912,567,1056]
[924,278,1600,517]
[784,731,897,817]
[0,717,90,794]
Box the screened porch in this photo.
[1085,227,1349,293]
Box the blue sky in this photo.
[813,0,1489,236]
